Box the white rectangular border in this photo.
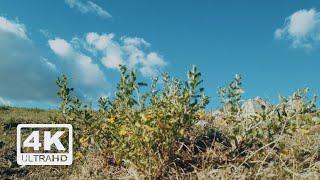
[17,124,73,165]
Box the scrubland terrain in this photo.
[1,66,320,179]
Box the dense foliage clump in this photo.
[0,65,319,179]
[56,65,209,177]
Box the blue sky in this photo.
[0,0,320,109]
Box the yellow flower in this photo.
[281,149,289,157]
[79,136,89,147]
[143,125,155,132]
[107,117,115,124]
[198,111,206,120]
[216,119,227,126]
[144,136,150,142]
[135,122,141,128]
[236,135,243,142]
[75,152,84,160]
[141,113,152,122]
[101,123,108,130]
[119,125,128,136]
[158,122,172,129]
[179,128,185,135]
[297,128,309,134]
[67,116,75,121]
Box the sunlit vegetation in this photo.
[1,66,319,179]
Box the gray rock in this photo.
[195,120,208,128]
[211,110,225,120]
[287,99,304,113]
[241,97,271,117]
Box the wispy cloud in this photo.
[0,16,28,39]
[0,16,58,104]
[48,38,108,88]
[85,32,167,77]
[0,14,166,107]
[40,57,57,71]
[65,0,112,19]
[0,16,113,106]
[275,8,320,49]
[48,32,166,100]
[0,97,11,106]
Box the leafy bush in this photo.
[53,66,319,179]
[1,66,319,179]
[211,76,320,179]
[218,74,244,115]
[56,65,209,177]
[56,75,96,158]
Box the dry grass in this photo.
[1,70,320,179]
[1,106,319,179]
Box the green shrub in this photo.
[56,75,96,158]
[214,76,320,174]
[56,65,209,177]
[54,67,319,178]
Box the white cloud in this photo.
[143,52,166,67]
[40,57,57,71]
[48,38,108,88]
[65,0,112,19]
[39,29,51,38]
[0,16,58,104]
[86,32,115,50]
[0,14,165,108]
[0,97,11,106]
[0,16,111,107]
[48,38,73,57]
[85,32,167,77]
[275,8,320,49]
[48,32,167,101]
[140,52,166,77]
[288,9,316,38]
[0,16,28,39]
[85,32,124,69]
[0,13,167,108]
[122,36,150,47]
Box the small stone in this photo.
[241,97,271,117]
[195,120,208,128]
